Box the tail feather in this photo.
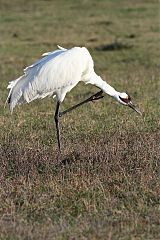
[6,75,27,112]
[6,45,67,112]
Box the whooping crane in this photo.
[7,46,142,151]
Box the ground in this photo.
[0,0,160,239]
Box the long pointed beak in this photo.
[128,101,142,115]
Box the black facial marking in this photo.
[119,95,131,104]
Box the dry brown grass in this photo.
[0,0,160,239]
[0,129,159,239]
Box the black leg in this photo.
[59,90,104,117]
[54,101,61,152]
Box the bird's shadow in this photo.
[95,40,132,51]
[55,150,81,168]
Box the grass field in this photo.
[0,0,160,239]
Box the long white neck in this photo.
[87,73,119,99]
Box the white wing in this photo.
[41,46,67,56]
[23,45,67,72]
[7,46,87,112]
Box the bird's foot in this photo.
[91,95,104,102]
[59,90,104,117]
[91,90,104,102]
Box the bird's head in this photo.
[117,92,142,115]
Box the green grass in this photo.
[0,0,160,239]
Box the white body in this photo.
[7,46,119,112]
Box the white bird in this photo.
[7,45,141,151]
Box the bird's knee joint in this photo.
[59,112,62,117]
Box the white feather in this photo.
[7,46,119,112]
[57,45,67,50]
